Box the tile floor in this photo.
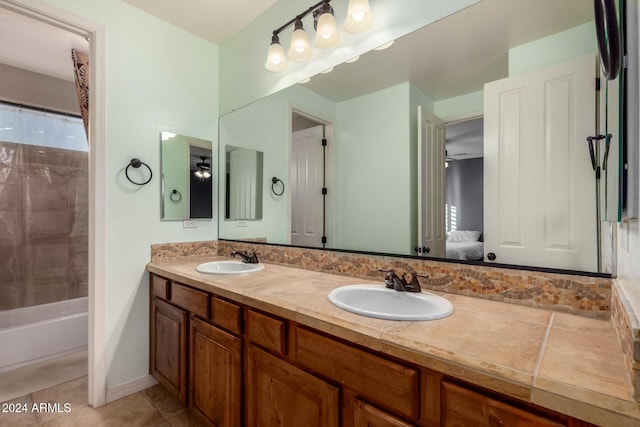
[0,352,204,426]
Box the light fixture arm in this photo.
[271,0,331,36]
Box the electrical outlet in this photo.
[183,220,197,228]
[236,220,247,227]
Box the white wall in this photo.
[35,0,219,391]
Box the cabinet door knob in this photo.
[487,252,496,261]
[424,247,430,254]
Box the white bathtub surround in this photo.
[0,297,88,372]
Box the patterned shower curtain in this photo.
[71,49,89,139]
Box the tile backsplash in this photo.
[151,240,611,319]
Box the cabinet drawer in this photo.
[150,274,169,300]
[442,381,563,427]
[247,310,286,355]
[170,283,209,318]
[211,297,243,335]
[293,327,419,420]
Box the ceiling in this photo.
[0,7,88,82]
[122,0,278,44]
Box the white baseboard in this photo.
[105,374,158,404]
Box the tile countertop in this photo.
[147,256,640,427]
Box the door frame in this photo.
[0,0,107,407]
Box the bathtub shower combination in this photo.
[0,103,88,371]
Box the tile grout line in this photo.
[533,312,555,384]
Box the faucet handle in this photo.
[406,272,428,293]
[379,269,396,288]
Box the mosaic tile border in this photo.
[214,240,611,319]
[151,240,218,261]
[150,240,611,318]
[612,282,640,401]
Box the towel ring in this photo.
[125,158,152,185]
[170,189,182,202]
[271,177,285,196]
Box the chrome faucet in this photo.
[230,250,259,264]
[379,269,428,293]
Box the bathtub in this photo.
[0,297,88,372]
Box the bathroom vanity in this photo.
[147,256,638,427]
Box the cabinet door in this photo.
[150,297,187,404]
[190,316,241,427]
[353,399,416,427]
[247,345,339,427]
[442,381,564,427]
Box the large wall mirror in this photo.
[218,0,624,274]
[161,132,213,220]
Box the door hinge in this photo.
[322,187,327,195]
[596,77,601,91]
[322,138,327,147]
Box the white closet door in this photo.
[417,105,446,258]
[291,125,324,247]
[484,54,597,271]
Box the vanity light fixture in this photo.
[344,0,373,33]
[320,67,334,74]
[265,0,374,72]
[345,55,360,63]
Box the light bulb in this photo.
[265,34,287,72]
[344,0,373,33]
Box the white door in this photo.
[484,54,597,271]
[417,106,447,257]
[291,125,325,247]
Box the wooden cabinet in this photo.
[148,273,598,427]
[150,296,187,404]
[189,316,242,427]
[246,344,339,427]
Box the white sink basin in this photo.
[196,260,264,275]
[328,284,454,321]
